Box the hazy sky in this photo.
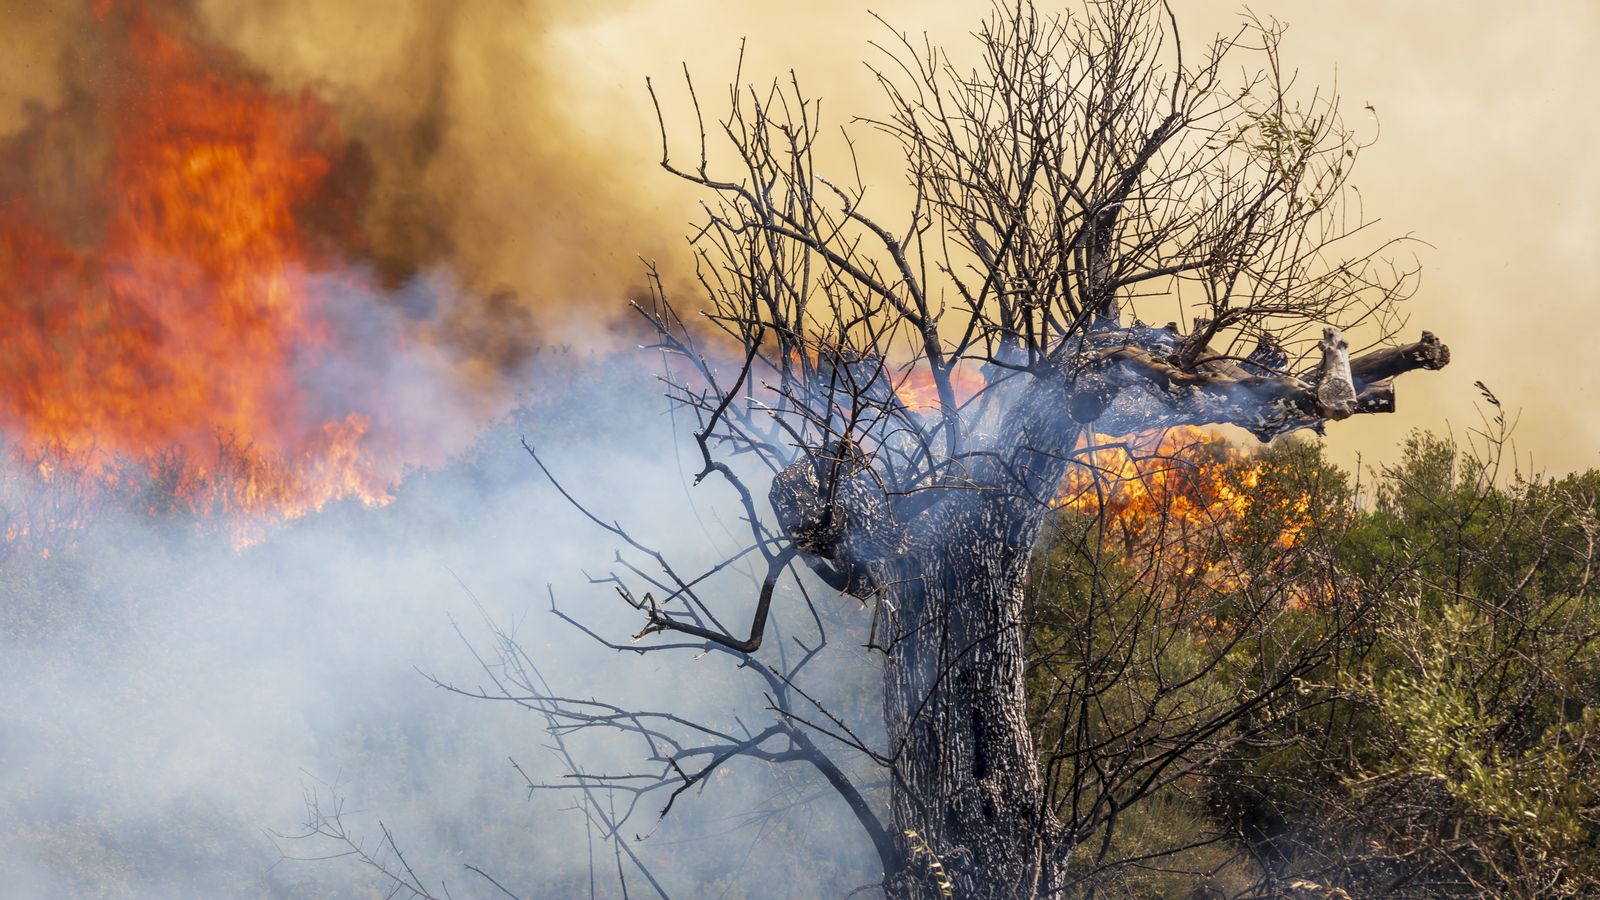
[546,0,1599,474]
[3,0,1595,474]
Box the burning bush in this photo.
[0,0,534,549]
[1024,426,1600,898]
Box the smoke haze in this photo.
[5,0,1589,466]
[0,0,1594,896]
[0,355,884,897]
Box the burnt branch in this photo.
[633,546,799,652]
[1088,327,1449,439]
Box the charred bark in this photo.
[879,509,1057,898]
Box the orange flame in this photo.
[1060,427,1309,547]
[1059,426,1315,598]
[892,364,988,411]
[0,1,410,549]
[889,368,1315,590]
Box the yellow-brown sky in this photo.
[554,0,1600,475]
[2,0,1595,474]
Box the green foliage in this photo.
[1029,430,1600,898]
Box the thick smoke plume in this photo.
[0,353,883,897]
[0,0,666,370]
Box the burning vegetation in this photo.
[0,1,465,549]
[892,366,1321,598]
[24,1,1586,898]
[1058,426,1321,600]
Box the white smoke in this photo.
[0,348,884,898]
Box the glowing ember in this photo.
[892,364,988,411]
[0,0,407,548]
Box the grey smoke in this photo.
[0,345,884,898]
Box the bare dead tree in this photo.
[512,2,1450,896]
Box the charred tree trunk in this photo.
[766,329,1449,897]
[872,367,1095,897]
[880,504,1061,898]
[767,366,1091,896]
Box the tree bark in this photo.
[872,374,1091,897]
[880,499,1061,898]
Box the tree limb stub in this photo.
[1089,327,1450,440]
[1348,330,1451,387]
